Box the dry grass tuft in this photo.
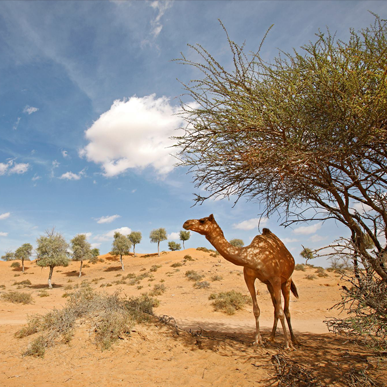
[1,291,33,304]
[209,290,251,315]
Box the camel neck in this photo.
[205,224,246,266]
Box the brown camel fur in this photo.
[183,214,299,349]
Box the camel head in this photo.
[183,214,217,236]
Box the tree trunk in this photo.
[133,244,136,257]
[158,241,160,257]
[79,260,83,277]
[48,266,54,289]
[22,258,25,273]
[182,241,185,249]
[120,254,125,271]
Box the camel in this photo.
[183,214,299,349]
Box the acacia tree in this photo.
[300,247,315,265]
[15,243,33,272]
[1,251,15,261]
[112,232,131,270]
[150,228,167,257]
[175,16,387,346]
[230,239,244,248]
[36,230,69,288]
[71,234,92,277]
[179,230,190,249]
[128,231,142,257]
[168,241,181,251]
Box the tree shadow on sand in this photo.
[63,270,86,277]
[104,266,123,272]
[156,317,386,386]
[30,284,64,289]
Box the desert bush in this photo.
[10,262,21,269]
[170,262,183,268]
[24,335,47,358]
[211,275,223,282]
[13,279,32,287]
[185,270,204,281]
[194,281,210,289]
[305,274,316,280]
[1,291,33,304]
[315,267,328,277]
[184,255,194,261]
[149,284,166,296]
[15,288,160,355]
[196,247,209,252]
[294,264,306,271]
[150,265,162,272]
[0,285,5,290]
[38,290,50,298]
[209,290,251,315]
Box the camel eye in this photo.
[199,219,205,224]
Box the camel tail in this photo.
[291,280,299,299]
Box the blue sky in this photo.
[0,1,386,265]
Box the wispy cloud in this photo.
[293,222,322,235]
[93,226,131,242]
[12,117,21,130]
[96,215,121,224]
[233,217,268,231]
[0,232,8,237]
[0,212,11,220]
[150,1,173,38]
[23,105,39,115]
[282,238,299,243]
[32,174,41,181]
[62,150,69,158]
[309,234,327,242]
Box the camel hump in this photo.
[262,228,271,235]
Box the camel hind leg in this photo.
[282,279,298,345]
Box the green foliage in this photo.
[179,230,190,249]
[36,230,70,269]
[230,239,244,248]
[112,233,131,270]
[2,251,15,261]
[15,243,33,265]
[300,247,315,265]
[209,290,252,315]
[183,255,194,261]
[10,261,21,269]
[149,228,167,243]
[91,248,100,257]
[1,291,33,304]
[168,241,181,251]
[128,231,142,246]
[71,234,92,262]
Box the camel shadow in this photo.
[30,284,64,289]
[63,270,86,277]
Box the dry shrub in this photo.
[170,262,183,268]
[15,288,159,356]
[10,262,21,269]
[149,284,166,296]
[211,275,223,282]
[150,265,162,272]
[209,290,251,315]
[315,267,328,277]
[305,274,316,280]
[196,247,210,252]
[185,270,204,281]
[38,290,50,298]
[294,264,306,271]
[13,279,32,287]
[1,291,33,304]
[184,255,194,261]
[194,281,210,289]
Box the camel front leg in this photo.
[266,282,278,342]
[244,268,262,345]
[282,280,299,345]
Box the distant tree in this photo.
[128,231,142,257]
[71,234,92,277]
[150,228,167,257]
[1,251,15,261]
[230,239,244,248]
[15,243,33,272]
[300,247,315,265]
[91,248,100,257]
[112,232,131,271]
[36,229,70,288]
[168,241,181,251]
[179,230,190,249]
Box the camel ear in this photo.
[209,214,214,221]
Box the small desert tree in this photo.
[15,243,33,272]
[230,239,244,248]
[150,228,167,257]
[71,234,92,277]
[112,232,131,271]
[179,230,190,249]
[300,247,315,265]
[91,248,100,257]
[1,251,15,261]
[36,230,69,289]
[168,241,181,251]
[128,231,142,257]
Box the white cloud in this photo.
[293,222,322,235]
[23,105,39,115]
[0,161,11,175]
[96,215,121,224]
[309,234,327,242]
[352,202,372,214]
[150,1,173,38]
[168,232,180,240]
[91,243,101,249]
[52,160,60,168]
[60,171,81,180]
[13,117,21,130]
[282,238,299,243]
[93,226,132,242]
[80,95,184,177]
[81,232,92,239]
[62,150,69,158]
[0,212,10,220]
[9,163,29,174]
[233,217,268,231]
[0,232,8,237]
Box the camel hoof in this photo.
[267,336,275,343]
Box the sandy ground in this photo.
[0,249,386,386]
